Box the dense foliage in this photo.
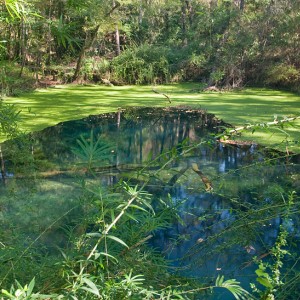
[0,0,300,95]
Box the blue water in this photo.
[1,107,299,298]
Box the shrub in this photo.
[111,44,171,84]
[265,64,300,90]
[80,57,111,82]
[0,62,36,97]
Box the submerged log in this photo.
[0,146,6,185]
[167,166,189,186]
[191,163,213,192]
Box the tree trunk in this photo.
[0,146,6,186]
[72,47,85,82]
[181,0,193,46]
[139,122,143,163]
[113,0,121,56]
[210,0,218,9]
[181,1,188,46]
[18,18,26,78]
[115,24,121,55]
[6,25,13,60]
[240,0,244,11]
[46,0,52,66]
[72,25,100,82]
[72,1,120,81]
[138,0,143,26]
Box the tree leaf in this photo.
[27,277,35,296]
[98,252,118,263]
[106,234,129,248]
[255,269,269,278]
[82,277,100,297]
[257,277,273,288]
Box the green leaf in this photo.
[215,276,252,299]
[86,232,102,238]
[215,275,224,286]
[80,287,99,297]
[124,212,139,222]
[31,294,55,299]
[129,204,148,213]
[82,277,100,297]
[27,277,35,296]
[255,269,269,278]
[106,234,129,248]
[1,290,14,299]
[257,277,273,288]
[98,252,118,263]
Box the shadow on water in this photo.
[0,107,299,298]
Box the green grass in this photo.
[2,83,300,152]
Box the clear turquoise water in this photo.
[1,107,299,298]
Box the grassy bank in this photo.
[2,83,300,152]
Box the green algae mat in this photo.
[3,83,300,152]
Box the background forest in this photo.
[0,0,300,96]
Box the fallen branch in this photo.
[191,163,213,192]
[121,235,153,255]
[152,89,171,103]
[228,116,300,135]
[167,166,189,186]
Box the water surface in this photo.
[1,107,299,298]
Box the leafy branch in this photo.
[215,275,254,300]
[225,116,300,137]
